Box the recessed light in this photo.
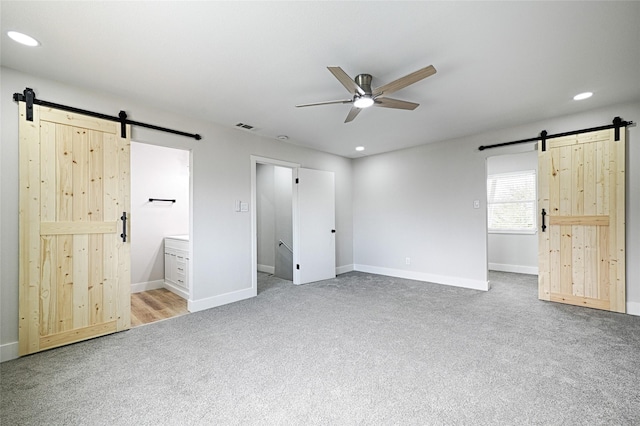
[7,31,40,47]
[573,92,593,101]
[355,146,365,152]
[277,135,289,140]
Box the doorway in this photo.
[252,157,299,294]
[256,163,294,282]
[251,156,337,294]
[486,150,539,276]
[130,142,192,326]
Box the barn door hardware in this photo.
[13,87,202,140]
[541,209,547,233]
[478,117,634,151]
[120,212,128,242]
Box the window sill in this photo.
[488,229,537,235]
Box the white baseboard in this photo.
[188,286,255,313]
[163,280,189,300]
[627,302,640,316]
[131,279,165,293]
[257,264,275,274]
[259,264,353,276]
[1,341,19,363]
[336,264,354,275]
[354,264,490,291]
[489,263,539,275]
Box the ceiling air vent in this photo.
[235,122,254,130]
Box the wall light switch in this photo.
[473,200,480,209]
[235,200,241,212]
[240,202,249,212]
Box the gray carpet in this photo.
[2,271,639,425]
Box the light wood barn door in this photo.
[538,128,625,312]
[19,103,131,355]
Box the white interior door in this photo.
[293,168,336,285]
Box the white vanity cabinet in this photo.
[164,235,190,299]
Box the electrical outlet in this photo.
[405,257,411,265]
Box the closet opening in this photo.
[130,142,192,326]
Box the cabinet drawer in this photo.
[175,276,188,289]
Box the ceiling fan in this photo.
[296,65,437,123]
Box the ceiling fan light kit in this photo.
[296,65,437,123]
[353,96,374,108]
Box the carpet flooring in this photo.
[2,271,639,425]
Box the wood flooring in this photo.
[131,288,188,327]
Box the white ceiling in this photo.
[2,1,639,158]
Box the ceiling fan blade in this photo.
[328,67,365,95]
[344,107,362,123]
[296,99,352,108]
[373,65,437,97]
[374,97,419,110]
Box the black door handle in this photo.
[331,229,336,233]
[120,212,127,242]
[541,209,547,232]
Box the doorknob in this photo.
[331,229,336,233]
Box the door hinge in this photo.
[296,264,300,270]
[295,178,299,184]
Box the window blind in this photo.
[487,170,536,233]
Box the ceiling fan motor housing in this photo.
[355,74,373,96]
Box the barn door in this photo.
[19,102,131,355]
[538,128,625,312]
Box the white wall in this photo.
[487,151,539,275]
[1,67,354,360]
[130,142,190,289]
[352,135,490,290]
[353,100,640,315]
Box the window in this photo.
[487,170,536,233]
